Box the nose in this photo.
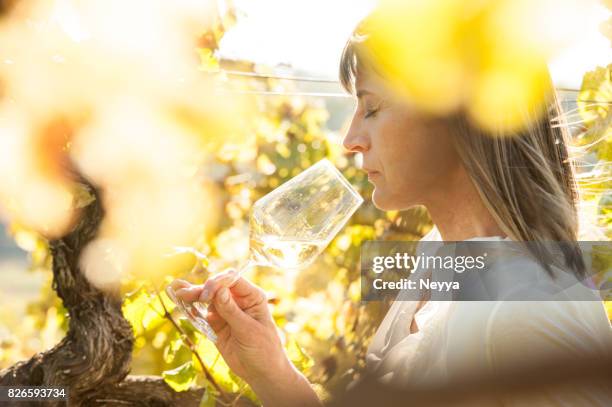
[342,116,370,153]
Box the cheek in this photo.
[374,113,459,199]
[376,114,434,176]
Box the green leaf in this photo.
[162,361,197,392]
[227,370,260,404]
[178,317,198,342]
[122,287,167,336]
[192,349,237,393]
[578,64,611,129]
[163,333,184,364]
[122,289,150,337]
[286,337,314,372]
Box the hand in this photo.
[172,270,288,383]
[170,271,321,407]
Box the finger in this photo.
[227,274,266,300]
[206,304,227,333]
[166,280,191,305]
[213,286,257,339]
[175,285,205,302]
[200,271,267,313]
[208,281,270,328]
[169,279,192,291]
[231,280,268,311]
[198,268,239,303]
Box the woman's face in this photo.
[343,71,462,211]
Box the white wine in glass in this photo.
[166,158,363,342]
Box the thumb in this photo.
[214,286,256,339]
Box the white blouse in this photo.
[365,227,612,405]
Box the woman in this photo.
[172,11,612,407]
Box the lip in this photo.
[364,169,381,179]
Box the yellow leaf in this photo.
[197,48,219,73]
[71,182,96,209]
[286,336,314,372]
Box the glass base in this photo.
[164,258,259,343]
[165,285,218,343]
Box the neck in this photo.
[425,169,506,241]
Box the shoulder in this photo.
[482,253,610,344]
[443,298,611,379]
[478,248,601,302]
[484,299,611,369]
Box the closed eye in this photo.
[364,104,381,119]
[364,108,378,119]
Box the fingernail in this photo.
[224,269,236,281]
[218,287,230,304]
[200,286,211,302]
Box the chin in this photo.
[372,188,418,211]
[371,189,398,211]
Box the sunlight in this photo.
[220,0,610,89]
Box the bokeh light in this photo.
[354,0,598,133]
[0,0,249,289]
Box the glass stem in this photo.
[227,255,260,286]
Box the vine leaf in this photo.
[162,360,198,392]
[163,332,184,364]
[287,337,314,372]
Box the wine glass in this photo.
[165,158,364,342]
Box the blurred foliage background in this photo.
[0,0,610,406]
[0,62,434,404]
